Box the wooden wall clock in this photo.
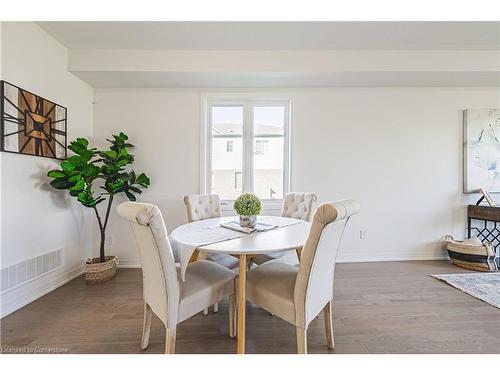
[0,80,67,160]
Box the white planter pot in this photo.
[239,215,257,228]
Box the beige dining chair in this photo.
[251,192,317,265]
[245,199,359,354]
[184,194,240,314]
[117,202,237,354]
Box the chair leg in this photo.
[296,327,307,354]
[229,294,236,338]
[140,302,153,350]
[213,302,219,313]
[202,308,208,315]
[165,327,177,354]
[323,301,335,350]
[295,247,303,262]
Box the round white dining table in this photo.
[170,216,311,354]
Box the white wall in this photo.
[93,87,500,266]
[0,22,94,317]
[92,90,200,266]
[291,88,499,261]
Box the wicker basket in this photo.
[85,256,118,284]
[444,235,497,272]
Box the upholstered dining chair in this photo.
[183,194,240,314]
[245,199,359,354]
[251,192,317,265]
[117,202,237,354]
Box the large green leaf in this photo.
[67,138,95,162]
[68,173,82,183]
[68,179,85,192]
[125,191,136,201]
[84,164,101,180]
[136,173,150,187]
[60,160,75,172]
[105,178,125,193]
[101,150,117,160]
[47,170,66,178]
[80,149,94,162]
[50,178,75,190]
[116,157,133,167]
[77,191,95,207]
[67,155,85,167]
[75,138,89,147]
[114,132,128,143]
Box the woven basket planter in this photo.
[444,235,497,272]
[85,256,119,284]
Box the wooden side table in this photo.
[467,205,500,267]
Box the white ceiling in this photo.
[38,21,500,50]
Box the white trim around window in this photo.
[200,94,291,212]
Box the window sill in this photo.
[221,199,283,215]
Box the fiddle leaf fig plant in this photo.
[47,132,150,263]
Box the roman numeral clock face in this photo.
[1,81,67,159]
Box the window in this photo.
[204,98,290,201]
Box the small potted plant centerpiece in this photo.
[234,193,262,228]
[47,132,150,283]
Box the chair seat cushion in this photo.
[251,250,298,266]
[200,252,240,269]
[246,260,298,325]
[251,251,287,265]
[178,260,236,323]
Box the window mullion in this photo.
[243,102,253,193]
[206,103,213,195]
[283,101,290,195]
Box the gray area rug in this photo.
[431,273,500,309]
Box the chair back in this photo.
[294,199,360,328]
[184,194,221,222]
[281,192,317,222]
[117,202,179,327]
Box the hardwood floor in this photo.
[1,261,499,354]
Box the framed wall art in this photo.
[1,80,67,159]
[464,108,500,193]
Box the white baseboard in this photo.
[117,259,141,268]
[0,265,84,318]
[117,249,449,270]
[336,248,449,263]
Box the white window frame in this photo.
[200,94,291,211]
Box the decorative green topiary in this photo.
[234,193,262,216]
[47,132,150,263]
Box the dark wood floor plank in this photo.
[1,260,499,354]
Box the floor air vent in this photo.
[1,249,63,293]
